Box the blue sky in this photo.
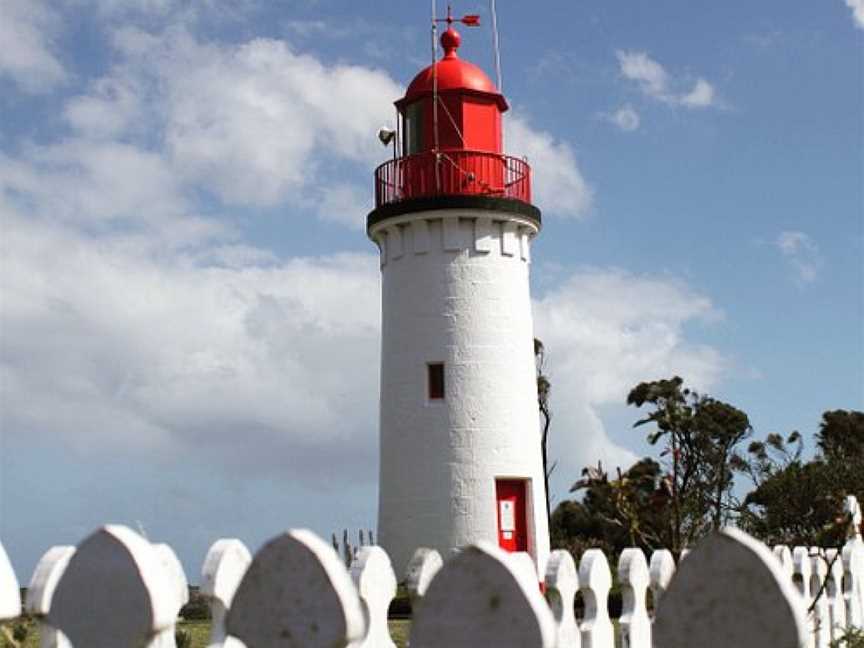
[0,0,861,581]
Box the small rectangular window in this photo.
[428,362,445,400]
[403,102,424,156]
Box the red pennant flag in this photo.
[461,15,480,26]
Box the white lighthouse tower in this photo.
[368,12,550,574]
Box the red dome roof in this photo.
[400,27,508,111]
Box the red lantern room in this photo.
[368,9,539,233]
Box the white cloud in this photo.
[0,0,67,93]
[101,28,401,208]
[533,268,726,496]
[64,76,143,139]
[776,230,822,284]
[0,209,381,477]
[507,116,593,218]
[616,50,717,109]
[846,0,864,28]
[608,105,641,131]
[680,78,716,108]
[617,51,669,98]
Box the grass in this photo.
[1,618,412,648]
[2,617,616,647]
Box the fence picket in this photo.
[48,526,175,648]
[618,549,650,648]
[149,543,189,648]
[200,538,251,647]
[654,527,807,648]
[578,549,614,648]
[794,546,816,648]
[810,549,830,648]
[844,537,864,629]
[0,540,20,621]
[544,549,580,648]
[410,541,556,648]
[773,546,794,578]
[349,546,397,648]
[648,549,675,607]
[404,547,443,607]
[25,546,75,648]
[226,529,365,648]
[824,549,847,639]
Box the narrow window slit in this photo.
[428,362,445,400]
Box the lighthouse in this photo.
[368,11,550,574]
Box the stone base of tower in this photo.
[371,206,550,576]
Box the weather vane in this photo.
[434,4,480,29]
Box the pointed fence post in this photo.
[844,536,864,629]
[824,549,847,640]
[200,538,251,647]
[349,546,397,648]
[648,549,675,611]
[48,525,176,648]
[544,550,580,648]
[226,529,365,648]
[410,542,556,648]
[773,546,794,578]
[149,543,189,648]
[25,546,75,648]
[578,549,614,648]
[794,546,816,648]
[404,547,443,609]
[654,527,807,648]
[618,549,651,648]
[810,549,831,648]
[0,540,21,621]
[508,552,539,587]
[843,495,864,630]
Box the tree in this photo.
[627,376,751,554]
[535,338,554,525]
[736,410,864,547]
[553,458,672,560]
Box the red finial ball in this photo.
[441,27,461,58]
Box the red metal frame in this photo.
[373,150,531,208]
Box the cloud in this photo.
[103,27,400,209]
[776,230,822,284]
[533,268,726,497]
[616,50,717,109]
[846,0,864,28]
[507,116,593,218]
[0,0,67,93]
[607,105,641,131]
[0,209,382,478]
[680,79,715,108]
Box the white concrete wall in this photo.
[371,209,550,576]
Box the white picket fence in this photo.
[0,495,862,648]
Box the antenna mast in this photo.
[490,0,503,92]
[431,0,441,191]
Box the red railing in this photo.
[373,150,532,208]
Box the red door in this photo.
[496,479,528,553]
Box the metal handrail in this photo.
[373,150,532,208]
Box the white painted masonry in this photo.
[370,208,550,575]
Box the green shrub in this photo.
[831,629,864,648]
[180,593,211,621]
[175,628,193,648]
